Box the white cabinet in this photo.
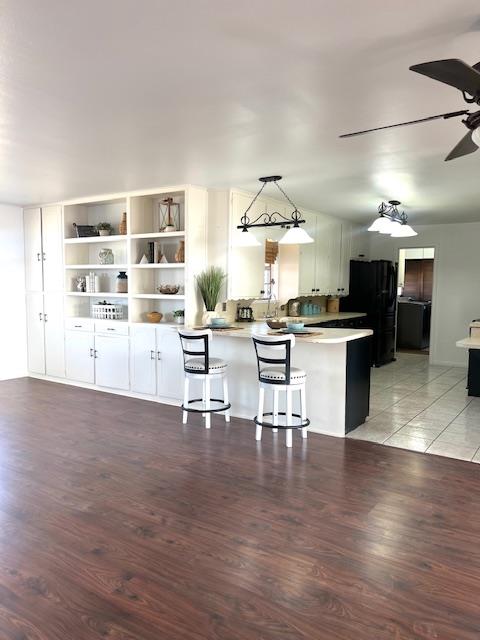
[44,294,65,378]
[157,327,183,399]
[338,222,353,295]
[130,325,183,400]
[26,292,46,374]
[65,330,95,383]
[95,335,130,390]
[24,208,43,292]
[41,206,64,292]
[298,212,317,295]
[131,326,157,395]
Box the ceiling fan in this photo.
[339,59,480,161]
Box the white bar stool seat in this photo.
[178,329,230,429]
[252,333,309,448]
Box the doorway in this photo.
[396,248,435,354]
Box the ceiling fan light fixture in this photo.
[279,223,314,245]
[368,200,417,238]
[368,216,388,232]
[391,223,418,238]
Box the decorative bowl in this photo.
[287,322,305,332]
[146,311,163,323]
[266,320,287,330]
[157,285,180,295]
[211,317,227,326]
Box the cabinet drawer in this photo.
[94,321,129,336]
[65,318,94,332]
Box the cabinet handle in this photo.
[37,253,41,261]
[94,350,98,358]
[38,312,43,321]
[106,328,115,331]
[157,351,161,360]
[42,252,46,261]
[74,325,82,328]
[89,348,94,358]
[43,313,48,322]
[150,350,155,360]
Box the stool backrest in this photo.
[178,329,212,374]
[252,333,295,385]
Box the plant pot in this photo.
[98,230,110,236]
[202,310,218,326]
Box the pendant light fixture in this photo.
[237,176,314,245]
[368,200,417,237]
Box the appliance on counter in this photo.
[341,259,398,367]
[236,304,254,322]
[397,300,431,350]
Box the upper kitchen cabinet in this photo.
[24,205,63,292]
[298,211,317,295]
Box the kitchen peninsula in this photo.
[210,323,373,437]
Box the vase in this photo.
[119,212,127,235]
[99,248,114,265]
[116,271,128,293]
[202,310,218,326]
[98,229,110,236]
[175,240,185,263]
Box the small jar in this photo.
[116,271,128,293]
[99,248,114,265]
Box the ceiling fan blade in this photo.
[410,59,480,97]
[444,130,479,161]
[339,110,469,138]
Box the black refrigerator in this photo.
[340,260,398,367]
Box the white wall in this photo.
[0,204,27,379]
[368,221,480,367]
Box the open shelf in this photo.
[129,192,185,235]
[65,292,129,298]
[64,197,127,239]
[130,263,184,269]
[64,235,127,244]
[130,294,185,300]
[130,231,185,240]
[65,264,129,270]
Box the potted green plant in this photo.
[196,267,226,325]
[97,222,114,236]
[173,309,184,325]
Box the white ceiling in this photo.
[1,0,480,224]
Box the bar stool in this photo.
[178,329,231,428]
[252,333,309,448]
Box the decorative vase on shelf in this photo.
[98,229,110,236]
[99,248,114,265]
[175,240,185,263]
[119,212,127,235]
[116,271,128,293]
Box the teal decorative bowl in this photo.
[287,322,305,332]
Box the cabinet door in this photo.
[25,292,45,374]
[338,222,353,295]
[65,330,95,383]
[24,208,43,292]
[156,327,183,400]
[42,206,64,292]
[325,220,342,295]
[228,192,266,299]
[131,326,157,395]
[314,218,336,295]
[95,335,130,390]
[298,212,317,295]
[43,293,65,378]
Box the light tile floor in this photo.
[347,352,480,463]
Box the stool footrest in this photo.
[182,398,231,414]
[254,412,310,430]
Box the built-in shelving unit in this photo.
[62,185,207,325]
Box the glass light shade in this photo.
[235,228,261,247]
[368,215,391,232]
[279,225,314,245]
[388,220,402,235]
[391,223,417,237]
[378,218,395,234]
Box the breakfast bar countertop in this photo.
[202,322,373,344]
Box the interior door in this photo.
[25,292,45,374]
[41,206,64,292]
[43,293,65,378]
[95,335,130,390]
[131,326,157,395]
[65,330,95,383]
[156,327,183,399]
[24,208,43,292]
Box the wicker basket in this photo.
[92,303,124,320]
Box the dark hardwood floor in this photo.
[0,377,480,639]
